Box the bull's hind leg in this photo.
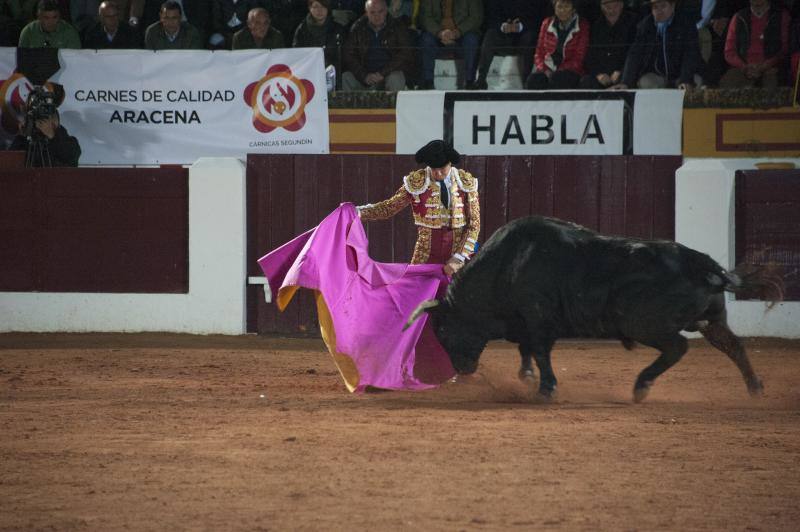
[633,334,688,403]
[700,321,763,396]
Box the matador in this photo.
[357,139,480,276]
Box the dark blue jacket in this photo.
[622,11,701,86]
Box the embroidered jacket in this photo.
[358,167,480,264]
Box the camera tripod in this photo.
[25,131,52,168]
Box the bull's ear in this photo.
[403,299,440,331]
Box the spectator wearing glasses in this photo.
[82,0,140,47]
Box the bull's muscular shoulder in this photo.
[455,169,478,193]
[403,169,429,195]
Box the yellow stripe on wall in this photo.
[329,109,396,154]
[684,108,800,158]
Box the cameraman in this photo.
[10,109,82,167]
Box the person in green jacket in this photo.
[17,0,81,48]
[144,0,203,50]
[232,7,285,50]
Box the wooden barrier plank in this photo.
[735,170,800,300]
[598,156,628,236]
[1,168,188,294]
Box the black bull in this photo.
[406,216,783,402]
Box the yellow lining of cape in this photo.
[275,285,360,392]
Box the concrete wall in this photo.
[0,158,247,334]
[676,158,800,338]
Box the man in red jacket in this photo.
[525,0,590,89]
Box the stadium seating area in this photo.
[2,0,798,91]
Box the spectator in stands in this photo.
[292,0,346,68]
[471,0,545,90]
[613,0,701,89]
[526,0,589,89]
[18,0,81,47]
[10,108,81,166]
[144,0,202,48]
[132,0,212,43]
[209,0,259,48]
[232,6,283,48]
[579,0,637,88]
[341,0,413,90]
[83,0,140,47]
[718,0,790,88]
[417,0,483,90]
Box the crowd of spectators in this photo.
[2,0,799,90]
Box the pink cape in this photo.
[257,203,456,392]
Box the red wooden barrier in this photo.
[735,169,800,300]
[0,167,189,293]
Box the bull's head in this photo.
[404,299,487,375]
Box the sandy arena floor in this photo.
[1,333,799,531]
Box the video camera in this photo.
[22,86,58,139]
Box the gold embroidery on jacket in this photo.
[360,167,481,264]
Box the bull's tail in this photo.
[723,264,785,308]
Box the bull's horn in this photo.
[403,300,439,331]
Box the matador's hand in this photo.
[444,258,463,276]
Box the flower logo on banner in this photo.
[243,64,315,133]
[0,73,32,135]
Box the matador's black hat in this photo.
[415,139,460,168]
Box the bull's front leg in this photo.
[524,338,557,400]
[518,349,535,382]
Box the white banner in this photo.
[454,99,624,155]
[397,90,684,156]
[45,48,328,164]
